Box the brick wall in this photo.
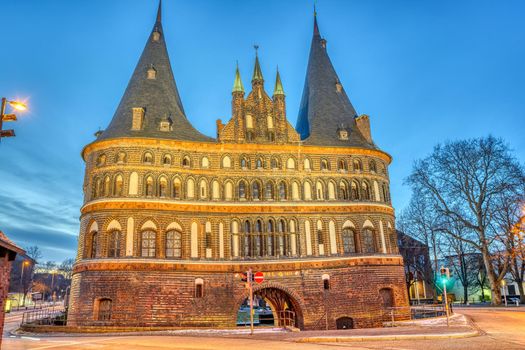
[1,253,13,347]
[68,257,408,330]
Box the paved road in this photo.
[2,307,524,349]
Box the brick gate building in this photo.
[68,3,408,330]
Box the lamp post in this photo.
[19,260,30,306]
[0,97,27,140]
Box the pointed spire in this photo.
[156,0,162,23]
[232,62,245,93]
[98,1,211,142]
[313,4,320,36]
[296,9,373,148]
[273,67,285,96]
[252,45,264,83]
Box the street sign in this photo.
[254,271,264,284]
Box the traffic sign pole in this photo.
[248,268,254,335]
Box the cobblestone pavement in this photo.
[2,307,524,349]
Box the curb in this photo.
[296,331,479,343]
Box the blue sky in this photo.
[0,0,523,262]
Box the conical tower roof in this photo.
[98,1,212,142]
[252,47,264,83]
[273,67,285,96]
[296,13,375,148]
[232,63,244,93]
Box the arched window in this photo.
[362,228,375,253]
[292,181,300,200]
[162,154,172,165]
[271,158,279,169]
[186,178,195,199]
[199,179,208,199]
[286,158,296,169]
[265,182,274,200]
[96,154,106,167]
[143,152,153,164]
[252,181,261,200]
[322,274,330,290]
[338,159,347,171]
[362,182,371,200]
[353,159,362,172]
[369,160,377,173]
[225,181,233,200]
[141,230,156,257]
[97,298,112,321]
[255,220,263,256]
[195,279,204,298]
[278,219,286,256]
[303,158,311,170]
[103,176,111,196]
[267,220,275,256]
[94,177,102,198]
[239,181,247,199]
[243,220,251,257]
[279,181,287,200]
[166,230,182,258]
[89,232,97,258]
[382,183,390,202]
[201,157,209,168]
[113,175,123,196]
[182,156,191,167]
[116,152,126,164]
[256,158,263,169]
[339,181,349,200]
[107,231,121,258]
[342,228,356,254]
[380,288,394,308]
[222,156,232,168]
[304,181,312,200]
[240,157,249,169]
[145,176,154,196]
[316,181,324,200]
[321,159,329,171]
[173,178,181,199]
[159,176,168,197]
[351,181,360,200]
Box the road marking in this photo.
[21,336,41,341]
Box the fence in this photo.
[21,306,66,326]
[385,304,449,326]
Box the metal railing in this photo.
[385,304,449,326]
[21,306,66,326]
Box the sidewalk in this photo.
[13,314,479,343]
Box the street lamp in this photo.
[0,97,27,139]
[19,260,30,306]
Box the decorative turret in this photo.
[296,11,375,148]
[232,63,245,94]
[252,45,264,84]
[97,1,211,142]
[273,67,285,97]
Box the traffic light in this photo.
[240,271,254,282]
[440,266,450,284]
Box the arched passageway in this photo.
[236,287,303,329]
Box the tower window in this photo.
[132,107,145,130]
[147,66,157,80]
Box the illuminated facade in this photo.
[68,3,408,330]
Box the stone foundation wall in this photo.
[67,256,408,330]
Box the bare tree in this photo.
[25,246,42,263]
[406,136,525,305]
[398,190,443,301]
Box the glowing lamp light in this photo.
[8,100,28,111]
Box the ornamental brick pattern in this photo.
[68,4,409,330]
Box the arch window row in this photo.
[94,151,386,176]
[85,219,397,260]
[91,173,391,204]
